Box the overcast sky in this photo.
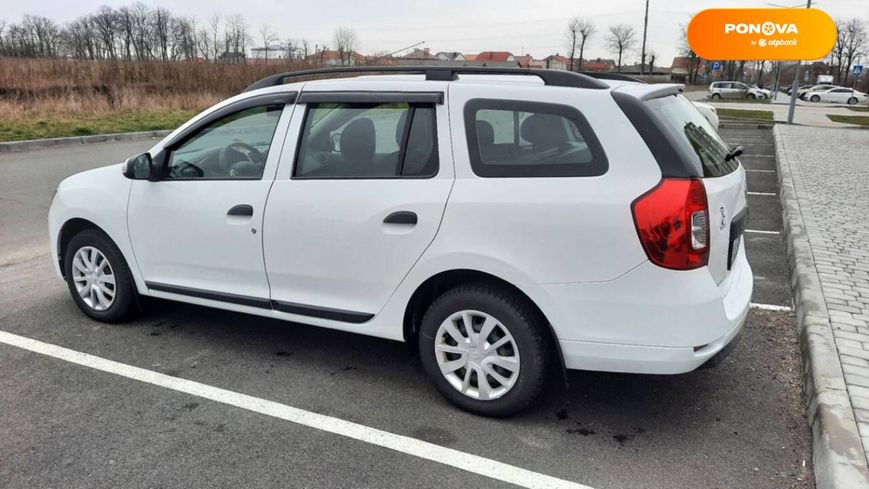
[4,0,868,64]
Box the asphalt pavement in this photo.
[0,133,812,489]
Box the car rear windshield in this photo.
[646,94,738,178]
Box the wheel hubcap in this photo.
[71,246,116,311]
[434,310,520,401]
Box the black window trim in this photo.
[152,91,296,181]
[463,98,609,178]
[291,99,440,180]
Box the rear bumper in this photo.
[520,240,752,375]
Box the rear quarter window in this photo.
[646,94,737,178]
[463,99,608,178]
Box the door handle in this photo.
[383,211,417,225]
[227,204,253,217]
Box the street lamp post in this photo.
[786,0,812,124]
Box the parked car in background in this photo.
[708,81,768,100]
[49,66,751,416]
[748,85,770,99]
[786,84,814,95]
[805,87,866,105]
[709,81,747,99]
[693,102,720,129]
[798,84,838,99]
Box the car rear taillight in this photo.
[631,178,709,270]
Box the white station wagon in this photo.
[49,67,752,416]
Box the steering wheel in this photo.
[219,142,264,170]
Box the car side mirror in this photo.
[123,153,153,180]
[123,152,165,181]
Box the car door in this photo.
[829,88,849,103]
[262,89,453,323]
[733,83,748,98]
[127,93,295,303]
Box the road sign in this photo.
[712,61,721,72]
[854,65,864,76]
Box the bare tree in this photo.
[225,14,248,60]
[333,26,358,66]
[606,24,636,72]
[566,18,579,71]
[258,24,278,61]
[301,39,310,59]
[841,19,867,85]
[678,20,701,84]
[566,17,595,71]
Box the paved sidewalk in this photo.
[776,125,869,488]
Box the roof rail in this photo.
[578,72,647,84]
[242,66,609,93]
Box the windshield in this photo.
[646,94,738,178]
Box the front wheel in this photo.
[847,97,858,105]
[810,95,820,103]
[748,93,756,99]
[418,283,551,416]
[711,93,721,99]
[64,229,137,322]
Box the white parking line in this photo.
[745,229,781,235]
[739,155,776,158]
[747,192,777,196]
[0,330,593,489]
[750,303,793,312]
[744,169,776,173]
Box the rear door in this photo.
[262,90,453,322]
[645,94,747,283]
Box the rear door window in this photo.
[646,94,737,177]
[294,102,438,178]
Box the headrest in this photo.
[340,118,375,163]
[520,114,564,149]
[475,120,495,146]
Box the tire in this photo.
[418,282,551,416]
[810,95,820,103]
[847,97,858,105]
[711,93,721,99]
[748,93,756,99]
[64,229,137,323]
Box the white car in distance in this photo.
[806,86,866,105]
[49,67,752,416]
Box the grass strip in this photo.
[0,109,201,142]
[826,114,869,126]
[715,108,775,122]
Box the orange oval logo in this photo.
[687,8,836,60]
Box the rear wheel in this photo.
[810,95,820,102]
[847,97,858,105]
[418,283,550,416]
[64,229,137,323]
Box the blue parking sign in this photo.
[712,61,721,72]
[854,65,864,76]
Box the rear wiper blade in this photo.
[724,145,744,162]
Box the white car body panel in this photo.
[125,104,295,299]
[49,72,753,374]
[263,81,454,324]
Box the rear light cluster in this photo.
[631,178,709,270]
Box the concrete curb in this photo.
[0,130,171,153]
[774,125,869,489]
